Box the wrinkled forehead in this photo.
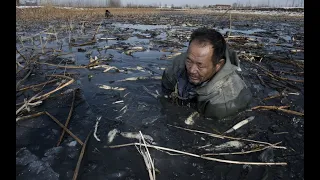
[189,39,214,48]
[187,41,214,57]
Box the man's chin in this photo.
[188,78,201,85]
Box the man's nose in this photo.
[189,64,198,74]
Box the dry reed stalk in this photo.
[16,65,34,90]
[255,72,266,86]
[135,131,156,180]
[106,143,287,166]
[251,106,304,116]
[72,131,92,180]
[92,21,102,40]
[70,40,96,47]
[16,75,74,106]
[16,111,45,122]
[263,94,282,101]
[16,92,42,115]
[243,59,304,83]
[45,111,83,145]
[201,142,282,156]
[34,75,74,101]
[16,49,28,63]
[17,79,59,92]
[57,89,76,146]
[167,124,286,149]
[36,62,87,69]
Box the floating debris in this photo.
[91,65,119,73]
[120,132,155,144]
[117,76,162,82]
[112,100,124,104]
[94,116,102,142]
[77,48,86,52]
[167,52,182,59]
[290,49,304,53]
[119,105,128,113]
[129,46,144,51]
[142,86,160,99]
[224,116,255,134]
[107,129,119,144]
[142,115,160,126]
[67,141,77,147]
[185,112,200,125]
[205,141,245,152]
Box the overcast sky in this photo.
[121,0,304,7]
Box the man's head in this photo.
[186,27,226,85]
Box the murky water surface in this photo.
[16,13,304,180]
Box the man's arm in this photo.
[161,54,186,95]
[203,88,252,120]
[161,70,175,95]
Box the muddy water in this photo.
[16,14,304,180]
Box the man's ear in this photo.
[215,59,225,71]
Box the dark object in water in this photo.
[105,10,112,18]
[78,48,86,52]
[259,149,274,163]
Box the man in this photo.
[105,9,112,18]
[161,27,252,120]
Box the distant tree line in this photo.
[108,0,122,8]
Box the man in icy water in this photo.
[161,27,252,120]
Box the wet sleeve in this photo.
[203,88,252,120]
[161,64,177,95]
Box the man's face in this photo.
[186,41,218,85]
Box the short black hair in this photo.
[189,27,226,64]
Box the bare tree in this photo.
[108,0,122,7]
[232,2,238,8]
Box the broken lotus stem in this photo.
[106,143,287,166]
[167,124,286,149]
[136,131,156,180]
[57,89,76,146]
[224,116,255,134]
[93,116,102,142]
[251,106,304,116]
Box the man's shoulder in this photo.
[171,52,187,66]
[164,52,187,74]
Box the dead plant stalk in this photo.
[57,90,76,146]
[16,75,75,106]
[167,124,286,149]
[251,106,304,116]
[201,142,282,156]
[72,131,92,180]
[45,111,83,145]
[17,79,59,92]
[106,143,287,166]
[136,131,156,180]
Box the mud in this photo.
[16,10,303,180]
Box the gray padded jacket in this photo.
[161,47,252,120]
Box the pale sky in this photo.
[121,0,304,7]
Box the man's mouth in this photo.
[189,75,199,80]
